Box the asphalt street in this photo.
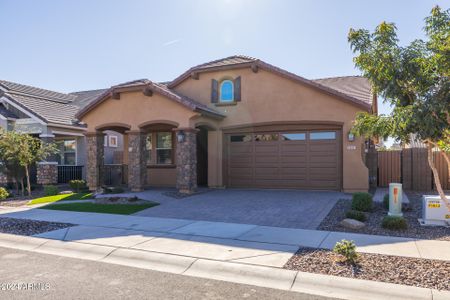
[0,246,335,300]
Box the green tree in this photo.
[0,130,58,196]
[348,6,450,206]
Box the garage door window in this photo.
[254,134,278,142]
[281,133,306,141]
[230,134,252,142]
[310,131,336,140]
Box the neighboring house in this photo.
[75,55,377,193]
[0,81,123,184]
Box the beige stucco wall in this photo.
[82,91,199,132]
[175,68,369,192]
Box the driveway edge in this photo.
[0,232,446,300]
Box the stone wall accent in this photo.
[86,132,105,191]
[127,131,147,192]
[175,129,197,194]
[37,162,58,185]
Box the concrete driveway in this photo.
[126,189,348,229]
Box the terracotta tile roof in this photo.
[313,76,373,106]
[169,55,373,110]
[75,79,225,119]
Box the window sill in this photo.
[215,102,238,107]
[147,164,176,169]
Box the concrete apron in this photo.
[0,232,447,300]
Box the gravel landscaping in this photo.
[0,217,73,236]
[319,191,450,241]
[284,247,450,291]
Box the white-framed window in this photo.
[145,132,173,165]
[219,80,234,102]
[108,135,118,148]
[56,139,76,165]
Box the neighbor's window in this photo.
[108,135,118,148]
[156,132,173,164]
[56,139,76,165]
[281,133,306,141]
[220,80,234,102]
[310,131,336,140]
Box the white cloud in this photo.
[163,39,182,47]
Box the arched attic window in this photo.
[220,80,234,102]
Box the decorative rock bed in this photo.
[319,191,450,241]
[284,247,450,291]
[0,217,73,236]
[94,196,150,205]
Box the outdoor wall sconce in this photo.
[176,130,185,143]
[348,132,355,142]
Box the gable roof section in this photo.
[313,76,372,107]
[168,55,372,111]
[0,79,83,126]
[75,79,225,119]
[70,88,109,109]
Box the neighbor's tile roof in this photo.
[313,76,373,106]
[0,79,81,126]
[70,89,108,109]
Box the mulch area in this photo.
[284,247,450,291]
[0,217,73,236]
[318,191,450,241]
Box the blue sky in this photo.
[1,0,448,122]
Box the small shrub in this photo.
[104,186,124,194]
[69,180,87,193]
[0,187,9,200]
[382,216,408,230]
[345,210,366,222]
[383,194,389,210]
[351,192,373,212]
[44,185,58,196]
[333,239,358,264]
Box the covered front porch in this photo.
[78,80,224,194]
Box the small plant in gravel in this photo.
[351,192,373,212]
[333,239,358,264]
[0,187,9,200]
[383,194,389,210]
[345,210,366,222]
[69,180,87,193]
[382,216,408,230]
[43,185,58,196]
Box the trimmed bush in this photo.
[69,180,87,193]
[103,186,124,194]
[383,194,389,210]
[44,185,58,196]
[345,210,366,222]
[382,216,408,230]
[333,239,358,264]
[0,187,9,200]
[351,192,373,212]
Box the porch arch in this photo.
[95,123,131,133]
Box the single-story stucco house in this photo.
[0,55,376,193]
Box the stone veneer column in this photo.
[86,132,105,191]
[175,128,197,194]
[37,134,58,185]
[126,131,147,192]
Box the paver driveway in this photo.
[119,189,348,229]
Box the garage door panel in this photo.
[227,129,340,190]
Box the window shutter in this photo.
[234,76,241,101]
[211,79,219,103]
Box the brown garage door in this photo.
[226,130,341,190]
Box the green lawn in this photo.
[38,202,159,215]
[28,193,94,205]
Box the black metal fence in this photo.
[57,165,83,183]
[103,164,128,186]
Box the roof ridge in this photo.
[313,75,365,81]
[70,88,108,95]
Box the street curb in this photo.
[0,232,447,300]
